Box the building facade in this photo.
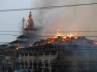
[0,11,97,72]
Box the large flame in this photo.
[47,31,80,43]
[55,31,64,37]
[55,31,79,38]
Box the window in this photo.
[51,51,56,55]
[29,52,32,56]
[45,51,49,55]
[44,60,48,67]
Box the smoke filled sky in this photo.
[0,0,97,42]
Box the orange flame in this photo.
[48,30,80,43]
[55,31,79,39]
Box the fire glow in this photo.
[48,31,80,43]
[55,31,79,39]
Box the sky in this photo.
[0,0,97,43]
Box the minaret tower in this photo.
[16,11,39,48]
[22,11,34,35]
[22,17,25,34]
[27,11,34,31]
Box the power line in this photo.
[0,2,97,12]
[0,34,97,38]
[0,34,18,36]
[0,30,97,32]
[0,31,97,36]
[0,31,20,32]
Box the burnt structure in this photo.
[15,35,97,72]
[0,11,97,72]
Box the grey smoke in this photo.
[33,0,97,41]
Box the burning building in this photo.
[10,11,40,48]
[0,11,97,72]
[15,33,97,72]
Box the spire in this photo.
[29,11,32,18]
[22,17,25,29]
[27,11,34,30]
[21,11,34,35]
[22,17,26,34]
